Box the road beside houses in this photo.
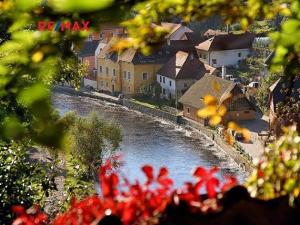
[238,112,269,159]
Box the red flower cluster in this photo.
[12,205,47,225]
[176,167,237,213]
[12,161,237,225]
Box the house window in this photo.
[101,81,104,86]
[113,69,116,76]
[159,75,162,83]
[93,70,97,78]
[169,80,172,87]
[199,53,202,58]
[123,71,127,79]
[162,88,166,95]
[163,77,165,83]
[187,107,190,114]
[128,86,130,92]
[238,52,241,57]
[106,67,109,75]
[212,59,217,64]
[203,54,207,59]
[99,66,102,73]
[106,82,108,87]
[184,83,188,88]
[127,72,131,80]
[142,72,148,80]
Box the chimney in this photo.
[221,66,226,79]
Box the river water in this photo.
[52,91,247,186]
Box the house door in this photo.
[112,85,115,93]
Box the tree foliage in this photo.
[67,111,122,176]
[247,126,300,205]
[0,142,57,224]
[0,0,131,148]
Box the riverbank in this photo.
[52,85,254,172]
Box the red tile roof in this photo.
[157,51,216,80]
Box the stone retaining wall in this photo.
[52,85,121,104]
[122,99,179,123]
[178,117,254,172]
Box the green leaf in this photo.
[282,19,300,34]
[50,0,114,12]
[18,83,49,107]
[284,178,296,192]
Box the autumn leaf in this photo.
[32,51,44,63]
[203,95,217,105]
[209,115,222,126]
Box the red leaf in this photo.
[101,178,110,197]
[142,165,154,184]
[12,205,25,215]
[193,167,207,178]
[206,178,220,198]
[110,173,119,190]
[221,176,237,193]
[158,178,173,187]
[209,167,219,175]
[157,167,168,179]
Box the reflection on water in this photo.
[52,92,247,186]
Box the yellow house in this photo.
[96,44,121,93]
[97,46,169,96]
[96,38,200,96]
[118,49,164,96]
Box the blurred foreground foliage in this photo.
[247,126,300,205]
[0,141,57,224]
[0,0,131,148]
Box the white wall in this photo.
[198,49,250,67]
[83,78,97,89]
[169,26,193,40]
[157,74,197,100]
[157,74,176,99]
[209,49,250,67]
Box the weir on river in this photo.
[52,91,247,186]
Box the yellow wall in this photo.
[97,57,121,93]
[132,64,163,94]
[119,61,135,95]
[97,57,163,96]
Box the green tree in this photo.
[256,72,281,113]
[67,111,122,177]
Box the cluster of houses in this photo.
[78,23,299,132]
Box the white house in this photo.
[195,32,255,68]
[156,51,217,101]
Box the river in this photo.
[52,91,247,187]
